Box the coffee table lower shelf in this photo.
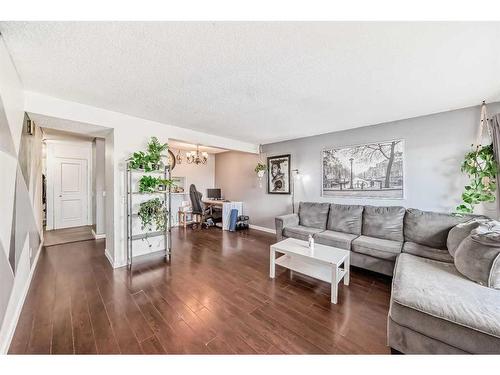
[269,239,350,304]
[275,254,347,285]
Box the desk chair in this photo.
[189,184,222,228]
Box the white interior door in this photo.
[54,157,89,229]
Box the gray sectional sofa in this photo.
[275,202,500,354]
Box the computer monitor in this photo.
[207,188,222,200]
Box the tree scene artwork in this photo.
[322,140,404,198]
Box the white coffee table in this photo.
[270,238,350,304]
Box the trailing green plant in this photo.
[255,162,266,173]
[127,136,169,171]
[138,175,175,193]
[456,143,497,214]
[138,198,167,231]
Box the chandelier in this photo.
[186,145,208,165]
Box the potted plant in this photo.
[138,198,168,231]
[128,151,149,171]
[138,175,175,193]
[128,137,169,171]
[138,175,158,193]
[456,143,497,214]
[255,162,266,178]
[147,136,168,170]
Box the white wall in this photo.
[216,103,500,230]
[93,138,106,235]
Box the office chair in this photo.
[189,184,222,229]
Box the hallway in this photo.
[43,226,95,247]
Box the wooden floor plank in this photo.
[82,269,121,354]
[139,335,166,354]
[9,228,392,354]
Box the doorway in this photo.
[45,139,92,230]
[53,157,89,228]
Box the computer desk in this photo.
[202,199,243,230]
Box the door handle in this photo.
[59,194,62,197]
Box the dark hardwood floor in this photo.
[9,227,392,354]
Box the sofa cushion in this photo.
[402,241,454,263]
[282,225,324,241]
[314,230,358,250]
[447,219,485,257]
[351,235,402,261]
[390,253,500,353]
[454,224,500,289]
[350,252,395,276]
[327,204,363,235]
[404,208,470,249]
[362,205,405,242]
[298,202,330,230]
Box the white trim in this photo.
[91,229,106,240]
[104,248,126,269]
[0,241,43,354]
[104,248,114,267]
[249,224,276,234]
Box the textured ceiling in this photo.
[2,22,500,144]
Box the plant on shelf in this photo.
[128,151,150,171]
[147,136,168,170]
[127,136,169,171]
[138,175,175,193]
[456,143,497,214]
[138,198,168,231]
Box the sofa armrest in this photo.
[275,213,299,241]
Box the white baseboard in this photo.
[249,224,276,234]
[91,229,106,239]
[0,240,43,354]
[104,248,127,269]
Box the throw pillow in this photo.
[447,218,489,257]
[454,222,500,289]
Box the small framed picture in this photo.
[267,154,291,194]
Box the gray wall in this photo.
[215,103,500,230]
[0,40,43,352]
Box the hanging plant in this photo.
[255,162,266,178]
[456,143,497,214]
[138,198,168,231]
[255,162,266,174]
